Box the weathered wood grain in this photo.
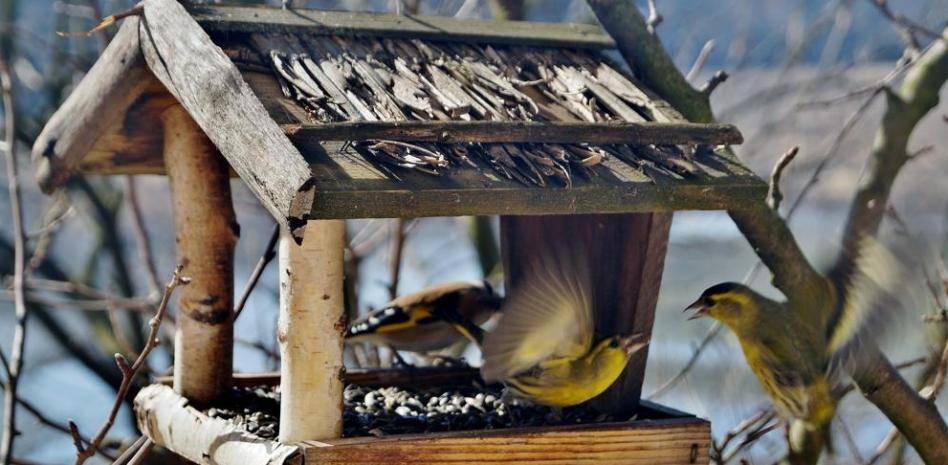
[588,212,671,413]
[140,0,316,242]
[303,418,710,464]
[282,121,743,145]
[135,384,300,465]
[190,4,615,49]
[30,16,154,192]
[278,222,346,442]
[163,106,237,406]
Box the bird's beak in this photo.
[683,299,709,321]
[620,334,649,355]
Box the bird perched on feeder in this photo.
[346,281,502,355]
[477,250,649,407]
[683,237,924,460]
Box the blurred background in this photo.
[0,0,946,464]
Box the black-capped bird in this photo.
[478,250,649,407]
[346,281,502,355]
[684,237,924,462]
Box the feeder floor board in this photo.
[137,371,710,465]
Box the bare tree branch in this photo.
[0,44,28,465]
[123,439,153,465]
[69,267,190,465]
[587,0,713,122]
[710,409,779,464]
[686,39,715,82]
[867,0,944,49]
[699,70,729,96]
[124,176,161,298]
[766,146,800,211]
[388,219,407,300]
[645,0,662,35]
[108,436,146,465]
[586,1,948,462]
[234,223,279,319]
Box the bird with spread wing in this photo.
[477,249,649,408]
[684,236,928,463]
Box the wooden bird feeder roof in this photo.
[32,3,764,241]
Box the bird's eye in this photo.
[609,338,620,348]
[703,296,716,306]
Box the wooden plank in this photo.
[278,221,346,442]
[189,4,615,49]
[140,0,316,242]
[135,384,300,465]
[76,80,177,176]
[282,121,743,145]
[307,182,763,218]
[303,417,710,464]
[588,212,671,413]
[31,16,153,192]
[163,105,237,406]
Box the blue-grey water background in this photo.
[1,0,947,464]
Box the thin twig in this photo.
[388,219,407,300]
[108,436,146,465]
[865,340,948,465]
[124,176,161,298]
[699,70,729,95]
[26,199,73,275]
[0,49,27,465]
[766,146,800,211]
[645,0,662,35]
[867,0,944,48]
[647,322,723,399]
[124,439,153,465]
[56,4,143,37]
[710,409,778,464]
[0,373,115,461]
[0,290,153,312]
[686,39,716,82]
[795,46,928,109]
[69,267,190,465]
[234,223,280,319]
[837,415,867,465]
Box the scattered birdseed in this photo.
[205,382,626,439]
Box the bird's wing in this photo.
[480,248,592,382]
[825,235,928,376]
[346,304,435,338]
[387,281,483,309]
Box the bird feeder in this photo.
[32,1,766,464]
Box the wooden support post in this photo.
[501,213,671,415]
[163,105,238,406]
[278,220,346,442]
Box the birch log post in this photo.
[278,220,346,442]
[163,105,237,405]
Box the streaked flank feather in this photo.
[684,233,931,461]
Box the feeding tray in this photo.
[137,368,710,465]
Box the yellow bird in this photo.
[346,281,502,354]
[479,251,649,408]
[684,237,924,461]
